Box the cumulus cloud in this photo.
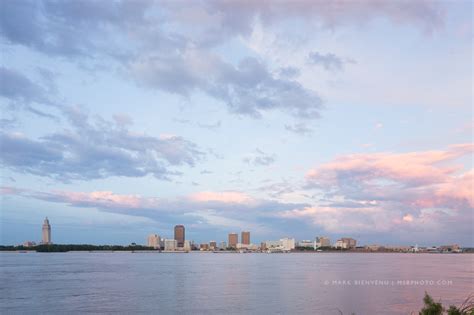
[288,144,474,238]
[132,53,323,119]
[0,107,203,181]
[1,1,443,120]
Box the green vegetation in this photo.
[0,244,156,252]
[419,293,474,315]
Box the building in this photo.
[297,240,314,248]
[42,217,51,244]
[174,225,185,247]
[439,244,461,253]
[264,238,296,252]
[280,238,295,251]
[23,241,36,247]
[183,240,192,251]
[147,234,161,249]
[228,233,238,248]
[335,238,357,249]
[315,236,331,249]
[164,239,178,251]
[200,243,209,251]
[220,241,227,250]
[209,241,217,250]
[241,231,250,245]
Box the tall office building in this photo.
[241,231,250,245]
[42,217,51,244]
[228,233,238,248]
[147,234,161,249]
[174,225,185,247]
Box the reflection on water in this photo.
[0,252,472,314]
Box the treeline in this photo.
[419,292,473,315]
[0,244,157,252]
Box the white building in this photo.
[147,234,161,249]
[183,240,192,251]
[335,238,357,249]
[164,239,178,251]
[236,243,258,250]
[280,238,295,251]
[315,236,331,249]
[335,240,347,249]
[264,238,295,252]
[220,241,227,249]
[297,240,315,248]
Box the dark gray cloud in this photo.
[0,106,203,181]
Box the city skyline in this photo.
[1,1,472,247]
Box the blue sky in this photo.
[1,0,472,246]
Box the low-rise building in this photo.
[209,241,217,250]
[297,240,315,248]
[439,244,461,253]
[147,234,161,249]
[23,241,36,247]
[264,238,296,252]
[200,243,209,251]
[183,240,192,251]
[335,238,357,249]
[315,237,331,249]
[164,239,178,251]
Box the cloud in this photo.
[0,106,203,181]
[292,144,474,237]
[132,53,323,119]
[243,148,276,166]
[285,123,313,135]
[308,52,355,71]
[2,186,308,232]
[278,66,301,78]
[1,1,442,121]
[0,67,46,103]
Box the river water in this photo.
[1,252,472,314]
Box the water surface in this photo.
[1,252,472,314]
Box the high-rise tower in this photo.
[241,231,250,245]
[174,225,185,247]
[42,217,51,244]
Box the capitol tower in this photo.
[42,217,51,244]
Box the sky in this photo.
[0,0,472,246]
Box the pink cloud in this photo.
[50,191,158,209]
[307,143,473,187]
[190,191,253,204]
[298,144,473,234]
